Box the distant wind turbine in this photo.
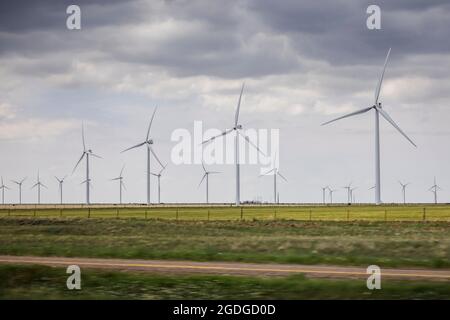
[350,187,357,204]
[398,181,410,204]
[322,48,417,205]
[202,83,265,206]
[151,164,167,204]
[198,162,220,204]
[55,175,67,204]
[321,186,329,204]
[111,165,126,204]
[327,186,337,204]
[31,171,47,204]
[0,177,10,205]
[73,124,102,205]
[122,107,164,205]
[259,153,287,204]
[429,177,441,204]
[11,177,27,204]
[343,182,353,203]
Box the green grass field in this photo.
[1,264,449,299]
[1,204,450,221]
[0,217,449,268]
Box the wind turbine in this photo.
[111,165,126,204]
[321,186,329,204]
[350,187,357,204]
[259,153,287,204]
[31,171,47,204]
[398,181,410,204]
[55,175,67,204]
[429,177,441,204]
[122,107,164,205]
[343,182,352,203]
[11,177,26,204]
[322,48,416,205]
[151,164,167,204]
[198,162,220,204]
[0,177,10,205]
[327,186,337,204]
[202,83,265,206]
[73,124,102,205]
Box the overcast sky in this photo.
[1,0,449,204]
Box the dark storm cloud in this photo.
[1,0,450,78]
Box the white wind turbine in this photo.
[0,177,10,205]
[111,165,126,204]
[321,186,329,204]
[343,182,353,203]
[259,153,287,204]
[55,175,67,204]
[198,162,220,204]
[202,83,265,206]
[31,171,47,204]
[73,124,102,205]
[429,177,441,205]
[328,186,337,204]
[151,165,167,204]
[122,107,164,205]
[398,181,410,204]
[350,187,357,204]
[11,177,27,204]
[322,48,416,205]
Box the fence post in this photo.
[176,208,179,221]
[384,210,387,222]
[423,208,426,221]
[33,209,36,217]
[116,208,119,218]
[309,210,312,221]
[207,209,210,221]
[88,208,91,218]
[347,210,350,222]
[8,209,11,217]
[274,209,277,220]
[145,209,148,219]
[240,207,243,220]
[60,209,63,217]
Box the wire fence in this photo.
[0,205,449,222]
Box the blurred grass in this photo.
[1,205,449,221]
[0,264,449,299]
[0,218,449,268]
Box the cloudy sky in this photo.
[1,0,449,204]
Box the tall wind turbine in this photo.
[31,171,47,204]
[322,48,417,205]
[321,186,329,204]
[198,162,220,204]
[151,165,167,204]
[259,154,287,204]
[202,83,265,206]
[122,107,164,205]
[350,187,357,204]
[429,177,441,204]
[0,177,10,205]
[398,181,410,204]
[73,124,101,205]
[343,182,352,203]
[111,165,126,204]
[328,187,337,204]
[55,176,67,204]
[11,177,27,204]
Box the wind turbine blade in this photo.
[277,172,288,182]
[159,164,167,175]
[375,48,391,105]
[321,106,373,126]
[120,165,125,177]
[111,177,121,181]
[150,172,158,177]
[20,177,27,184]
[11,180,19,185]
[234,82,245,127]
[238,131,266,156]
[201,161,206,173]
[81,123,86,151]
[90,152,102,159]
[121,141,146,153]
[31,183,38,189]
[55,176,61,183]
[122,182,127,191]
[146,107,158,140]
[201,128,234,145]
[259,168,275,177]
[209,171,221,174]
[377,108,417,147]
[149,147,164,168]
[72,153,85,173]
[41,183,48,189]
[198,174,206,188]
